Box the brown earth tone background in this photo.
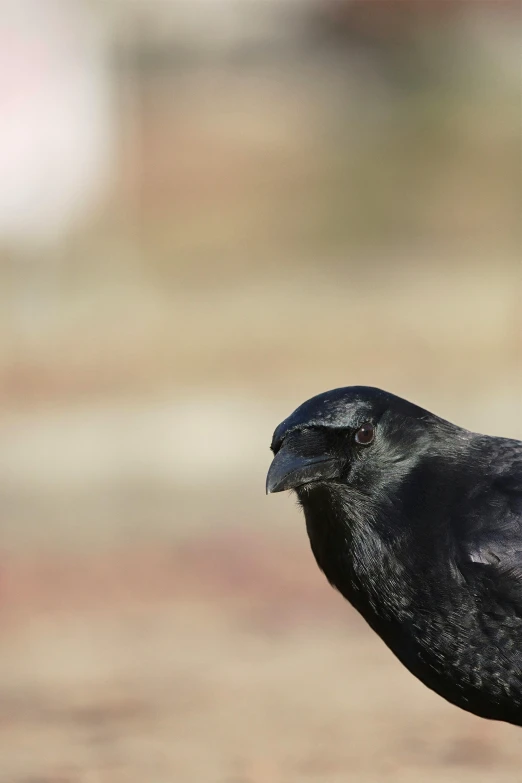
[0,2,520,781]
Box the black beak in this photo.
[266,442,341,494]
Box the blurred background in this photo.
[0,0,521,780]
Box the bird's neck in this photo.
[301,481,456,624]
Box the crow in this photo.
[266,386,522,726]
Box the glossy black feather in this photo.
[267,387,522,726]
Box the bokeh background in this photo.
[0,1,521,781]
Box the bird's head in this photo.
[266,386,452,500]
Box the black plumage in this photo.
[266,386,522,726]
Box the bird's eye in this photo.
[355,422,375,445]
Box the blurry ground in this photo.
[1,532,522,783]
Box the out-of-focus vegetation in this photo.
[0,0,520,406]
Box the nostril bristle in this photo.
[271,437,283,455]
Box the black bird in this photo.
[266,386,522,726]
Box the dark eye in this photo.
[355,422,375,445]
